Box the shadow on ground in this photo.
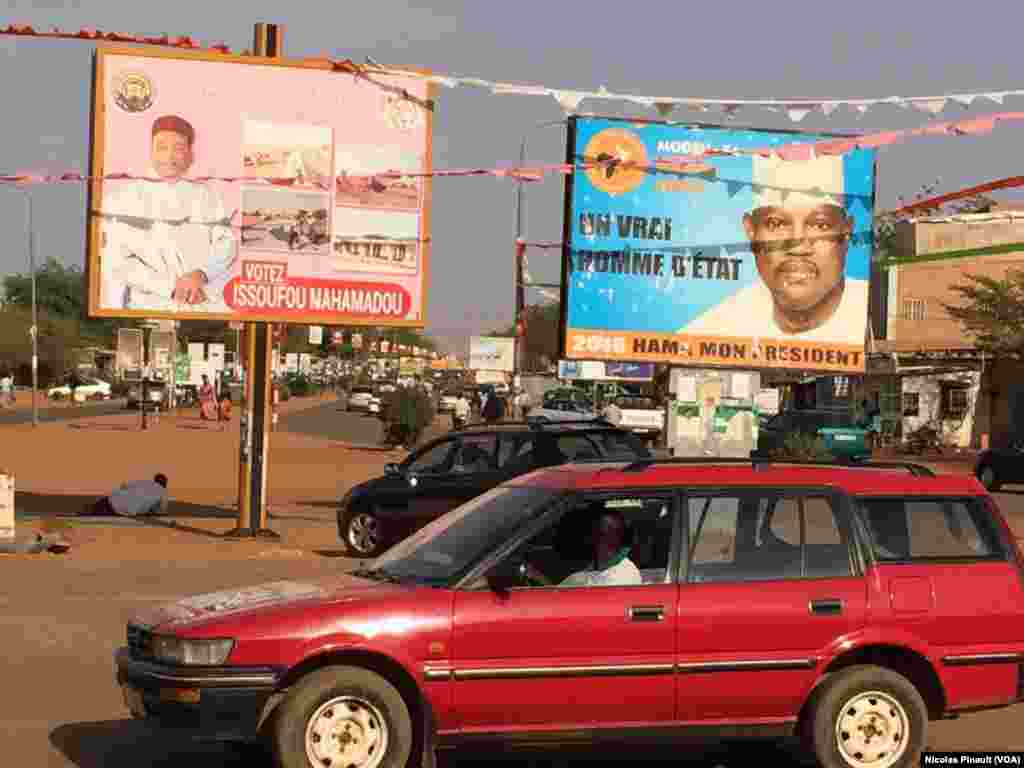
[15,492,237,520]
[49,720,807,768]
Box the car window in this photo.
[352,387,373,395]
[498,435,533,468]
[857,497,1005,561]
[452,435,498,473]
[588,430,650,460]
[689,493,853,583]
[405,439,456,474]
[487,493,676,589]
[374,485,563,586]
[555,434,602,461]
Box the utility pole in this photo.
[225,22,283,540]
[27,191,38,428]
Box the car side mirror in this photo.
[486,559,525,595]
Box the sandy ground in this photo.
[2,392,405,560]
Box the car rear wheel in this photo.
[273,665,412,768]
[978,465,1000,491]
[808,665,926,768]
[341,507,387,557]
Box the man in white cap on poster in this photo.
[681,153,868,341]
[99,115,236,314]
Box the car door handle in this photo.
[627,605,665,622]
[809,598,843,616]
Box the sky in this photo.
[2,0,1024,357]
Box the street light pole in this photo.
[513,119,565,384]
[24,191,38,428]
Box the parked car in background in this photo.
[126,381,166,411]
[116,457,1024,768]
[336,420,650,556]
[527,398,600,424]
[346,385,376,413]
[602,395,665,441]
[974,438,1024,491]
[754,409,872,461]
[47,376,111,401]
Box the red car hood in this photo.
[128,573,406,631]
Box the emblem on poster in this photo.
[112,72,155,113]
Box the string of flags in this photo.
[3,110,1024,195]
[2,23,1022,122]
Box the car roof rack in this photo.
[456,418,615,431]
[609,457,935,477]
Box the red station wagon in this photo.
[115,458,1024,768]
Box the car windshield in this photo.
[352,387,373,395]
[366,485,562,587]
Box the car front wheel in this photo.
[808,665,927,768]
[341,507,388,557]
[273,665,412,768]
[977,464,1001,491]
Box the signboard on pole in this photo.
[560,116,876,373]
[117,328,144,381]
[187,342,205,362]
[309,326,323,345]
[557,360,654,381]
[469,336,515,372]
[86,46,434,328]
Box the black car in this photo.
[336,420,652,556]
[974,439,1024,491]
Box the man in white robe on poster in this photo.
[99,115,236,314]
[681,154,869,344]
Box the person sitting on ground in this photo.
[85,473,169,517]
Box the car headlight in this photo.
[151,635,234,666]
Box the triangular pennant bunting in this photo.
[785,104,815,122]
[654,101,676,118]
[820,102,840,116]
[987,92,1006,105]
[912,98,947,115]
[553,89,586,113]
[950,93,977,107]
[725,181,743,198]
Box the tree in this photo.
[943,271,1024,355]
[1,258,124,345]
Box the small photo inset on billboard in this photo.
[331,207,419,275]
[241,119,332,190]
[333,144,423,211]
[240,187,331,254]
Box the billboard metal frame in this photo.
[85,44,435,328]
[557,114,879,375]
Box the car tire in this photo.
[807,664,927,768]
[272,665,412,768]
[978,465,1001,492]
[341,506,388,558]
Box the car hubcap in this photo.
[835,690,909,768]
[305,696,388,768]
[347,513,381,554]
[981,467,996,488]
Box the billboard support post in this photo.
[225,22,283,541]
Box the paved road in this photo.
[0,399,127,425]
[278,398,387,446]
[7,497,1024,768]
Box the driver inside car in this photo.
[525,509,642,587]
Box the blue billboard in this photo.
[560,117,875,373]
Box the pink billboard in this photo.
[87,46,433,327]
